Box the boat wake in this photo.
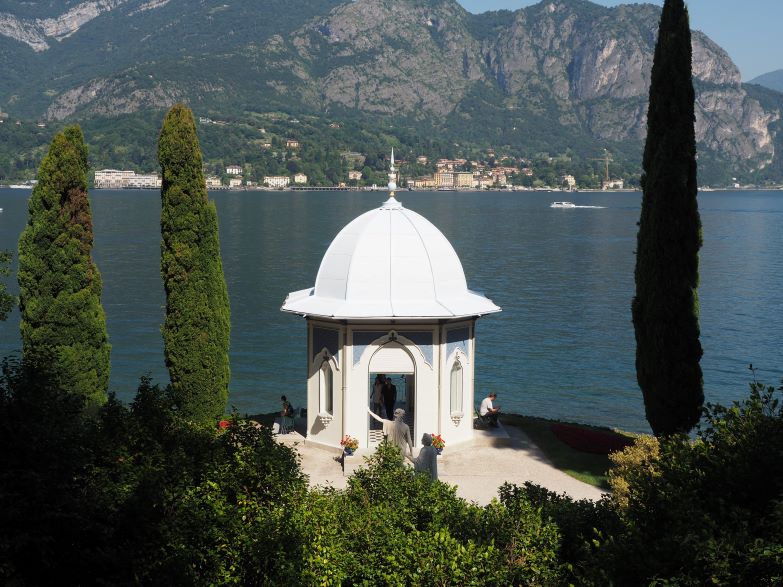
[572,205,605,209]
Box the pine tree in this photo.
[632,0,703,436]
[17,126,111,405]
[159,104,231,422]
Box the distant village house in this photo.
[294,173,308,184]
[603,178,625,190]
[226,165,243,175]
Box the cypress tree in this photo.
[17,126,111,405]
[632,0,703,436]
[158,104,230,422]
[0,250,14,321]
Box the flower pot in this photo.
[344,448,354,456]
[435,448,443,455]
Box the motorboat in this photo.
[550,201,576,208]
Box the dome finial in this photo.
[387,148,397,199]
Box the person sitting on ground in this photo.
[368,407,413,458]
[413,433,438,481]
[479,392,500,427]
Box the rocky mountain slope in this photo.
[0,0,780,179]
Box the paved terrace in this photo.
[275,420,606,504]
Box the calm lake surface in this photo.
[1,188,782,433]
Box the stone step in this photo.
[468,422,512,448]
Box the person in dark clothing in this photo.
[384,377,397,420]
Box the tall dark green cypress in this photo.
[158,104,230,422]
[632,0,703,436]
[17,126,111,405]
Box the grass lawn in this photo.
[501,414,637,490]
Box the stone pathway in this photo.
[275,421,606,504]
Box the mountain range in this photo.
[1,0,782,184]
[751,69,783,94]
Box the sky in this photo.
[456,1,782,81]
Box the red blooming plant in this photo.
[340,435,358,451]
[218,419,231,431]
[431,434,445,450]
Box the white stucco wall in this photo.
[305,320,477,451]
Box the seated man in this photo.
[479,392,500,428]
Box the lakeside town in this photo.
[90,150,622,191]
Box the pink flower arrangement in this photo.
[340,435,359,450]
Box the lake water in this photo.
[1,188,782,433]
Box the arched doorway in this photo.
[368,342,415,447]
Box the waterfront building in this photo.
[348,170,362,181]
[94,169,135,189]
[264,175,290,189]
[229,177,243,188]
[435,171,455,188]
[455,172,473,188]
[205,176,223,189]
[602,178,625,190]
[490,169,508,186]
[294,173,308,185]
[412,177,436,189]
[281,151,501,451]
[476,176,494,189]
[226,165,243,175]
[127,174,162,189]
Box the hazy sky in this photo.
[456,1,781,81]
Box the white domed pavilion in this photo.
[281,152,500,450]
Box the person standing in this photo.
[384,376,397,420]
[372,374,385,421]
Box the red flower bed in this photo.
[551,422,634,455]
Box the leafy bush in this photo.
[599,377,783,585]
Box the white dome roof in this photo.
[281,196,501,320]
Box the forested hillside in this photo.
[1,0,782,185]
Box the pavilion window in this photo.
[450,360,463,415]
[320,361,333,415]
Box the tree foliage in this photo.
[158,104,231,423]
[0,250,14,321]
[632,0,703,436]
[2,354,782,585]
[597,376,783,585]
[16,125,110,405]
